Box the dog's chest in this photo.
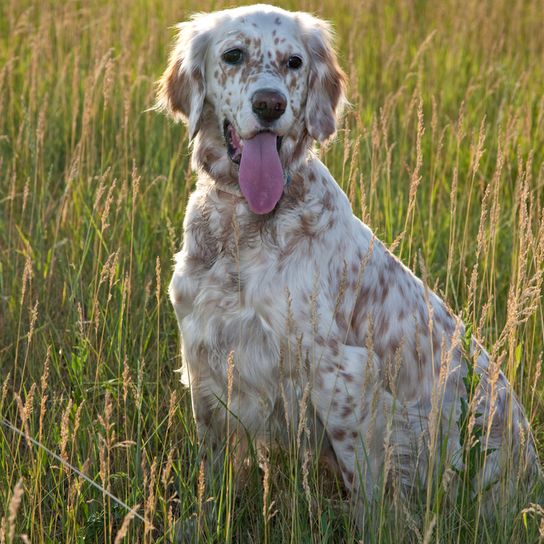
[176,227,322,437]
[178,211,321,386]
[190,221,313,341]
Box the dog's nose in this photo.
[252,89,287,122]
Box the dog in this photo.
[157,3,539,524]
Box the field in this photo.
[1,0,544,542]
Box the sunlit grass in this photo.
[1,0,543,542]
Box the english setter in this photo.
[157,3,539,524]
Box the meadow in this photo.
[1,0,544,541]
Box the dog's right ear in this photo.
[156,19,209,140]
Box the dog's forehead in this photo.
[212,11,302,51]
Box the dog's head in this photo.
[157,4,346,213]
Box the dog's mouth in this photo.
[223,120,283,164]
[222,120,285,215]
[224,120,244,165]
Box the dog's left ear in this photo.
[156,17,210,140]
[301,17,347,143]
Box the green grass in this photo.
[1,0,544,542]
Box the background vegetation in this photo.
[1,0,543,541]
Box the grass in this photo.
[1,0,543,541]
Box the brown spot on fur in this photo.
[432,332,441,354]
[299,212,318,238]
[412,339,422,366]
[278,238,299,269]
[283,171,308,206]
[375,315,390,340]
[380,282,389,304]
[322,190,334,211]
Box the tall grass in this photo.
[1,0,543,541]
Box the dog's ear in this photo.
[300,17,347,143]
[156,18,210,140]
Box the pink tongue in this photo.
[238,132,284,214]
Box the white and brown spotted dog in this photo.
[157,3,539,523]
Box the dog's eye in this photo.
[222,48,244,65]
[287,55,303,69]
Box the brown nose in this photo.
[252,89,287,122]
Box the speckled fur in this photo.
[158,4,539,521]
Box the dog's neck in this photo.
[213,180,243,198]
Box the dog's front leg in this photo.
[309,342,386,529]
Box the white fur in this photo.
[159,4,539,520]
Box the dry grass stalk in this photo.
[197,459,206,533]
[301,448,314,531]
[14,385,36,449]
[113,503,140,544]
[227,350,235,416]
[166,389,177,432]
[144,457,158,540]
[296,383,311,455]
[122,355,131,405]
[530,353,542,423]
[400,500,423,544]
[161,447,175,489]
[422,514,436,544]
[521,503,544,540]
[260,449,276,541]
[279,289,294,437]
[0,479,24,544]
[390,96,424,254]
[59,398,73,468]
[0,373,10,415]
